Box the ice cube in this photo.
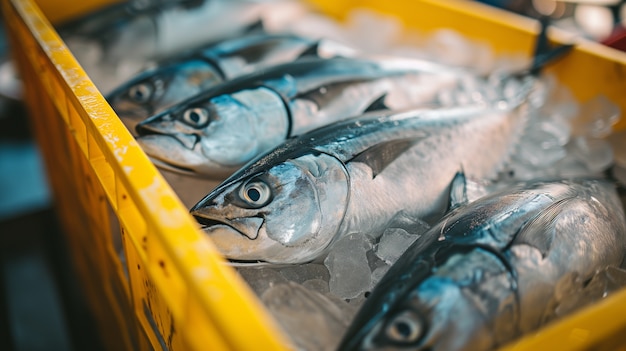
[345,9,403,53]
[517,139,567,169]
[370,265,391,290]
[504,157,554,181]
[375,227,420,264]
[302,279,330,295]
[262,282,350,351]
[426,29,475,67]
[286,13,350,44]
[491,54,530,74]
[571,136,614,173]
[237,267,287,296]
[346,293,368,310]
[553,153,599,178]
[278,264,330,284]
[542,86,580,122]
[571,95,620,138]
[324,233,372,300]
[367,248,388,272]
[471,41,496,75]
[465,177,499,203]
[539,117,572,147]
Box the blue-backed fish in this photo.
[187,17,573,263]
[135,56,469,178]
[338,178,626,351]
[59,0,304,91]
[189,81,533,264]
[106,33,354,133]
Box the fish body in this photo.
[61,0,305,91]
[339,179,626,351]
[106,33,354,133]
[136,56,470,178]
[60,0,295,59]
[190,83,532,264]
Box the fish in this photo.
[59,0,306,92]
[59,0,300,59]
[189,80,533,264]
[338,178,626,351]
[135,56,470,178]
[106,33,355,133]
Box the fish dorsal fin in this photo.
[448,171,468,211]
[244,19,265,34]
[297,41,322,59]
[364,93,389,113]
[349,136,426,178]
[512,198,570,257]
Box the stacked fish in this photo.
[60,1,626,350]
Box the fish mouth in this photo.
[193,213,264,240]
[137,133,200,171]
[193,213,272,264]
[194,215,231,229]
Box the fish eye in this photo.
[385,311,423,344]
[239,181,272,207]
[128,83,153,103]
[182,107,210,127]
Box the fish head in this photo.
[191,151,350,264]
[106,60,224,134]
[135,86,290,178]
[342,276,492,351]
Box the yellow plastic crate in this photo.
[3,0,626,350]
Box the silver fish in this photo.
[135,56,469,178]
[339,178,626,351]
[106,33,354,133]
[61,0,304,92]
[190,80,533,264]
[60,0,298,60]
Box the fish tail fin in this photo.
[527,16,574,76]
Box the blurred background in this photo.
[479,0,626,50]
[0,0,624,350]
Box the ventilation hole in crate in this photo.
[108,202,130,284]
[143,300,169,351]
[109,269,137,343]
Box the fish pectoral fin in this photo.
[349,136,426,178]
[512,198,569,258]
[363,93,389,113]
[447,171,468,211]
[297,41,322,59]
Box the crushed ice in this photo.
[61,4,624,350]
[231,9,624,350]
